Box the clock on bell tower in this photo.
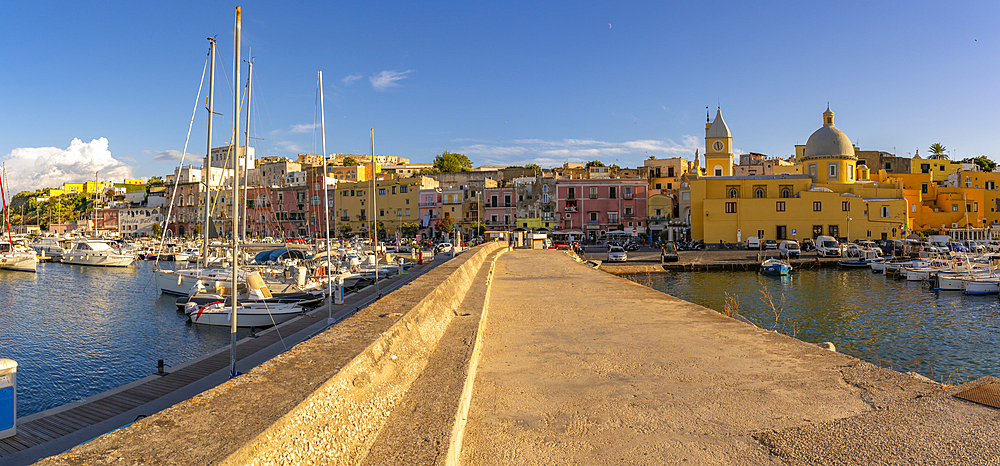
[704,107,733,176]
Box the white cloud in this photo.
[341,74,364,85]
[370,70,413,91]
[1,138,132,195]
[288,123,318,134]
[145,149,200,161]
[459,135,702,167]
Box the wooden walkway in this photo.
[0,259,442,465]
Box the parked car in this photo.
[745,237,761,249]
[778,240,800,258]
[607,246,627,262]
[660,242,679,262]
[764,239,778,250]
[801,238,816,251]
[434,242,453,253]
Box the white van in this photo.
[778,240,800,258]
[745,236,761,249]
[815,235,842,257]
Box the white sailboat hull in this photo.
[62,252,133,267]
[185,302,303,327]
[0,252,37,272]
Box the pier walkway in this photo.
[456,249,1000,464]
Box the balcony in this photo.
[341,216,350,221]
[588,220,599,224]
[419,202,437,207]
[624,213,635,218]
[623,194,634,200]
[564,207,578,212]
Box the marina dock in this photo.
[0,257,444,466]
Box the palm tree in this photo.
[929,143,948,160]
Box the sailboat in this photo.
[0,163,36,272]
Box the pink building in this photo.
[557,179,648,242]
[418,188,441,239]
[483,187,516,231]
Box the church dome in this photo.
[803,106,855,159]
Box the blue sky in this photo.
[2,1,999,193]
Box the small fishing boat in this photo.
[760,258,792,276]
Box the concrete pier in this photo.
[31,247,1000,464]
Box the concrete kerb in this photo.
[221,241,506,466]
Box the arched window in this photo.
[755,189,764,198]
[729,189,738,199]
[781,188,790,198]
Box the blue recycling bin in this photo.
[0,359,16,439]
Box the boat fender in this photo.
[177,274,183,285]
[314,266,326,277]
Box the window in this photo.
[667,183,672,189]
[379,188,386,195]
[881,206,889,218]
[728,188,738,199]
[755,188,764,198]
[504,195,511,206]
[715,168,723,176]
[608,212,619,223]
[776,225,787,240]
[668,167,675,177]
[590,187,598,199]
[813,225,823,238]
[814,201,822,211]
[624,207,633,217]
[568,187,576,199]
[808,163,818,179]
[609,187,617,199]
[590,212,598,221]
[490,195,498,207]
[842,201,850,211]
[655,208,662,216]
[953,205,959,212]
[922,184,928,194]
[491,214,498,223]
[542,184,548,192]
[655,168,661,177]
[542,193,549,203]
[725,202,737,213]
[776,201,785,212]
[400,185,408,193]
[829,225,839,237]
[921,163,930,174]
[967,204,973,213]
[380,209,385,217]
[847,165,854,180]
[781,188,790,198]
[828,163,838,180]
[396,209,402,216]
[405,208,410,216]
[623,187,633,199]
[975,202,979,212]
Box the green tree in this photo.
[962,155,996,172]
[929,143,948,160]
[435,217,455,234]
[585,160,605,167]
[433,151,473,172]
[401,222,419,237]
[342,156,360,166]
[525,163,541,173]
[151,223,162,237]
[470,221,486,236]
[340,222,353,234]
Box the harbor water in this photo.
[628,268,1000,384]
[0,261,250,417]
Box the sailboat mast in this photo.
[319,71,333,323]
[0,163,11,249]
[230,5,242,378]
[203,37,216,268]
[93,170,99,236]
[372,129,379,297]
[242,53,252,242]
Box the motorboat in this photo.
[29,237,71,261]
[61,239,134,267]
[760,258,791,276]
[963,276,1000,295]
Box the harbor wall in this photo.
[220,241,506,465]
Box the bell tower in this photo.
[704,107,733,176]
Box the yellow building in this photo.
[909,152,963,183]
[877,169,1000,239]
[335,176,438,236]
[644,157,694,194]
[328,165,369,182]
[687,106,910,243]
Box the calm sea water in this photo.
[0,261,250,417]
[627,269,1000,384]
